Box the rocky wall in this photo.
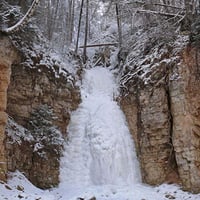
[7,64,80,134]
[120,82,177,185]
[0,64,10,181]
[0,36,18,181]
[6,137,61,189]
[6,63,80,188]
[120,43,200,193]
[170,45,200,193]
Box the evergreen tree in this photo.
[28,104,63,146]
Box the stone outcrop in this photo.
[0,64,9,181]
[170,45,200,193]
[5,117,63,189]
[120,42,200,193]
[6,136,61,189]
[119,44,180,188]
[0,35,18,181]
[7,63,80,134]
[120,75,177,186]
[6,62,80,188]
[138,86,173,185]
[0,2,81,187]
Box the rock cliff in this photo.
[7,62,80,134]
[170,45,200,193]
[0,1,81,187]
[0,3,82,187]
[6,117,63,189]
[6,60,80,189]
[120,37,200,193]
[0,35,18,181]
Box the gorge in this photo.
[1,0,200,199]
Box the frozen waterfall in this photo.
[60,66,141,187]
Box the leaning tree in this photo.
[0,0,40,34]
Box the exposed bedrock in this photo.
[170,45,200,193]
[7,63,80,134]
[120,43,200,193]
[0,35,18,181]
[6,62,80,188]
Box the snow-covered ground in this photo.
[1,171,200,200]
[1,66,200,200]
[60,66,141,187]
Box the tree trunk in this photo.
[83,0,89,64]
[115,1,122,48]
[75,0,84,54]
[70,0,75,45]
[181,0,194,31]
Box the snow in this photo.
[2,67,200,200]
[1,171,200,200]
[59,66,141,187]
[0,171,54,200]
[120,43,181,88]
[6,117,34,144]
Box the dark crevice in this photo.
[195,48,200,80]
[165,71,179,177]
[135,82,144,181]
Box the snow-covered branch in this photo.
[135,9,184,18]
[122,1,185,10]
[79,43,118,48]
[0,0,40,34]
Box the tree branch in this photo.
[0,0,40,34]
[135,9,184,18]
[79,43,118,48]
[122,1,184,10]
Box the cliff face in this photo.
[0,36,18,181]
[6,62,80,188]
[170,45,200,193]
[0,1,81,186]
[0,63,10,181]
[7,63,80,134]
[6,127,62,189]
[120,58,175,185]
[121,85,173,185]
[120,42,200,193]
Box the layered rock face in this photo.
[0,36,18,181]
[120,42,200,193]
[120,66,175,185]
[6,132,61,189]
[7,64,80,134]
[170,45,200,193]
[0,64,10,181]
[6,63,80,188]
[0,2,80,186]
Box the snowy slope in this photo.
[1,67,200,200]
[0,172,54,200]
